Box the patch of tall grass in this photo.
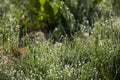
[0,0,120,80]
[6,17,119,80]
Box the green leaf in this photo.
[39,0,46,6]
[41,6,44,12]
[53,1,61,15]
[44,2,54,18]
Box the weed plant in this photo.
[0,0,120,80]
[2,17,119,80]
[0,0,21,53]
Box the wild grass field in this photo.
[0,0,120,80]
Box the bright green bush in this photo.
[20,0,62,31]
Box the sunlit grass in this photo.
[2,20,119,80]
[0,0,120,80]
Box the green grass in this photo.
[0,1,120,80]
[1,18,120,79]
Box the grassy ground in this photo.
[0,1,120,79]
[0,17,120,80]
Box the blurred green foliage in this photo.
[0,0,120,80]
[18,0,114,41]
[0,0,116,45]
[20,0,62,32]
[19,0,106,39]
